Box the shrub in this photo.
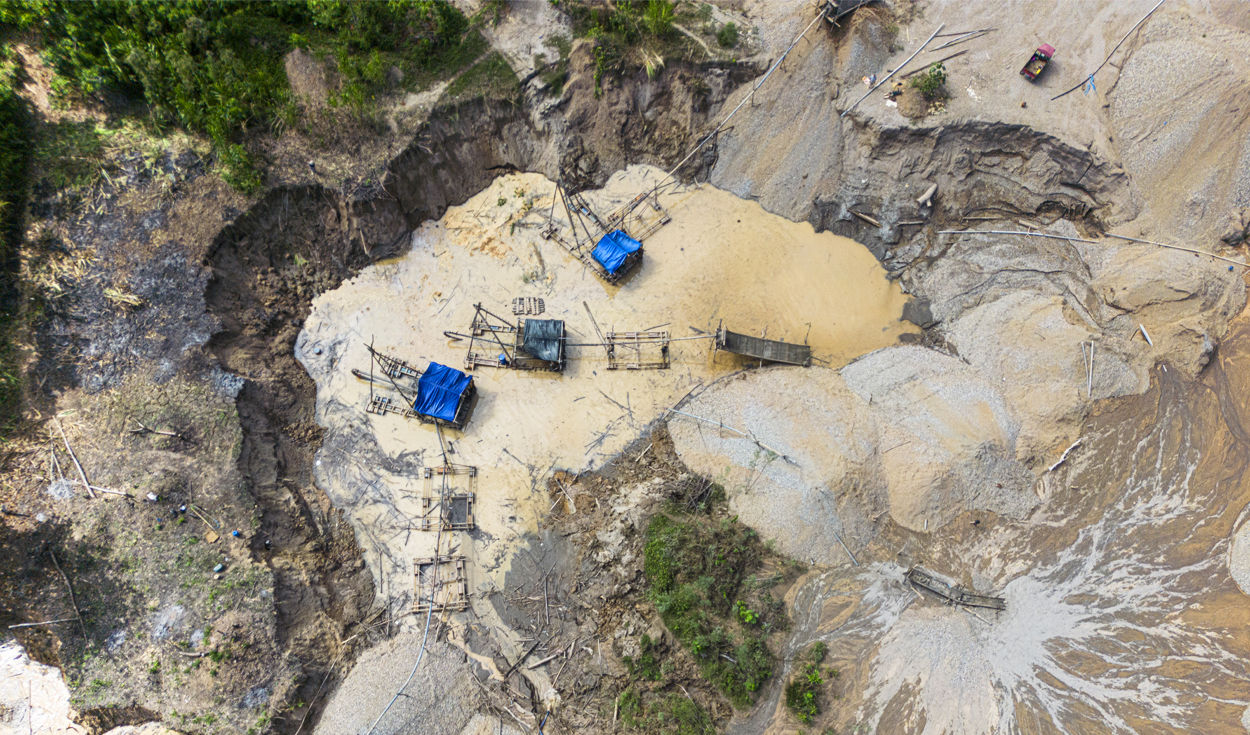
[643,0,674,37]
[218,144,262,195]
[911,62,948,101]
[784,642,833,724]
[5,1,480,191]
[716,22,739,49]
[622,634,663,681]
[642,507,779,708]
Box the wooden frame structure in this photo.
[714,323,811,367]
[606,330,671,370]
[460,303,566,373]
[413,555,469,613]
[540,181,670,284]
[420,464,477,531]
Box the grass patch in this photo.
[785,642,838,725]
[623,633,664,681]
[617,688,716,734]
[32,120,105,192]
[911,62,949,102]
[535,34,573,97]
[642,487,794,709]
[442,52,519,103]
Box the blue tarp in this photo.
[591,230,641,275]
[414,362,472,422]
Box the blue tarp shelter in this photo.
[591,230,641,275]
[414,362,472,422]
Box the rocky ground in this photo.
[3,0,1250,733]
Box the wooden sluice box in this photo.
[714,324,812,367]
[906,566,1006,611]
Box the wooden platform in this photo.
[906,566,1006,611]
[369,347,421,381]
[715,325,811,367]
[512,297,545,315]
[413,556,469,613]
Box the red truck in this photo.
[1020,44,1055,80]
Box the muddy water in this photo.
[296,166,913,643]
[742,312,1250,734]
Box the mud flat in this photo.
[297,165,914,730]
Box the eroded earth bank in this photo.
[6,1,1250,734]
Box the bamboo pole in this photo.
[1052,0,1169,101]
[1104,232,1247,267]
[938,229,1098,244]
[657,7,830,187]
[666,408,798,466]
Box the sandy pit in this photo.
[298,165,914,727]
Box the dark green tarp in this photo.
[521,319,563,362]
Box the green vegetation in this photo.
[716,22,739,49]
[616,688,716,734]
[0,0,484,191]
[642,493,789,709]
[443,51,519,103]
[785,642,838,725]
[553,0,678,95]
[911,61,949,102]
[535,34,573,97]
[623,634,664,681]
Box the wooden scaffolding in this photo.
[458,303,566,372]
[606,330,671,370]
[540,181,670,283]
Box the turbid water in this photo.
[298,166,916,731]
[723,311,1250,734]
